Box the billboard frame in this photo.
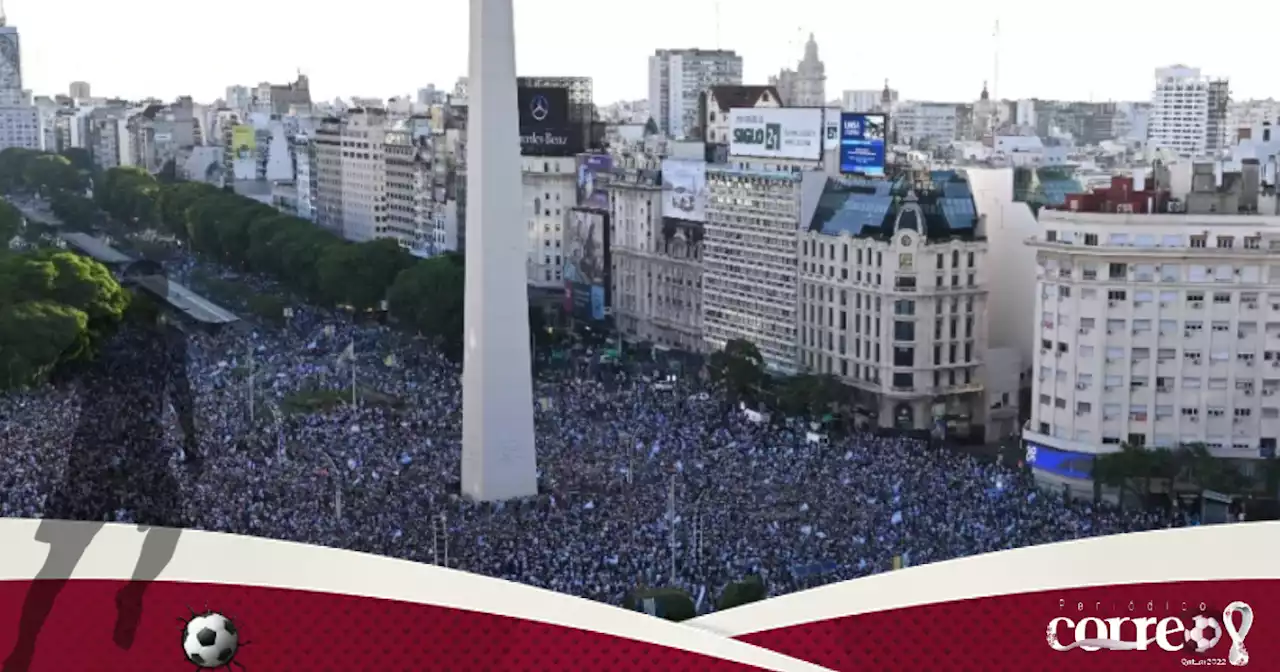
[660,159,708,223]
[727,107,824,161]
[838,112,888,177]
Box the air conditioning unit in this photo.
[1079,328,1088,335]
[1245,390,1254,396]
[1076,383,1087,390]
[1160,302,1168,308]
[1107,330,1114,335]
[1264,389,1275,397]
[1192,302,1204,308]
[1109,300,1118,307]
[1191,417,1200,423]
[1240,332,1247,339]
[1246,303,1258,309]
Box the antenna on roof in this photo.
[714,0,721,48]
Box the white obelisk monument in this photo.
[460,0,539,501]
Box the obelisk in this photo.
[460,0,538,501]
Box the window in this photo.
[894,321,916,341]
[1217,236,1234,249]
[1108,263,1128,280]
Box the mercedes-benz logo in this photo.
[530,95,549,122]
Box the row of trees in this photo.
[0,201,131,389]
[624,575,767,622]
[708,338,847,425]
[1092,442,1280,505]
[64,167,471,357]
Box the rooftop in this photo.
[808,170,978,240]
[57,232,135,265]
[131,276,240,325]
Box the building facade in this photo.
[797,175,989,434]
[1024,175,1280,493]
[701,167,816,372]
[313,117,344,233]
[337,109,388,242]
[648,49,743,140]
[524,156,576,287]
[610,157,704,351]
[0,14,39,151]
[893,102,959,148]
[1148,65,1212,158]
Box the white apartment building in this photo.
[0,15,38,151]
[843,86,897,114]
[0,103,39,151]
[797,178,990,435]
[1025,209,1280,492]
[524,156,576,288]
[648,49,743,140]
[1148,65,1213,158]
[702,166,824,372]
[610,156,705,352]
[337,109,387,242]
[893,102,958,148]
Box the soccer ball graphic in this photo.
[1187,615,1223,653]
[181,612,239,668]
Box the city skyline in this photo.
[8,0,1279,106]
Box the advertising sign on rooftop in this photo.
[727,107,823,161]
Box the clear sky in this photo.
[8,0,1277,105]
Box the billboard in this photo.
[660,159,707,222]
[230,125,256,160]
[576,154,612,211]
[822,108,843,150]
[517,86,581,157]
[839,112,887,176]
[727,107,823,161]
[564,208,609,321]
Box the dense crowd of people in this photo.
[0,256,1184,613]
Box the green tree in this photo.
[622,587,696,623]
[318,238,415,310]
[774,374,845,419]
[0,200,21,242]
[0,250,129,327]
[0,300,90,388]
[59,148,95,174]
[24,154,86,194]
[387,255,465,358]
[0,147,37,192]
[716,575,767,612]
[708,338,766,402]
[48,191,98,229]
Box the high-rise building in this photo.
[69,81,90,100]
[523,156,577,287]
[0,9,38,151]
[337,108,387,242]
[1206,78,1231,156]
[1147,65,1215,158]
[701,166,821,373]
[770,34,826,108]
[1023,166,1280,495]
[648,49,743,139]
